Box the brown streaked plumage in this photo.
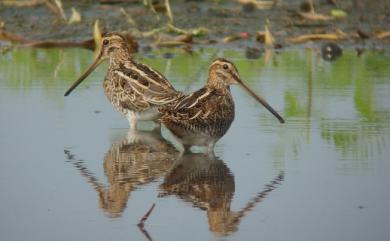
[159,152,284,236]
[64,129,178,218]
[64,32,181,130]
[133,58,285,153]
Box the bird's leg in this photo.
[127,112,138,131]
[182,144,192,154]
[126,127,140,143]
[152,121,162,134]
[207,141,216,157]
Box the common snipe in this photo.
[125,58,285,153]
[64,32,181,130]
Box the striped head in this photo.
[207,58,285,124]
[207,58,240,88]
[100,32,131,60]
[64,32,131,96]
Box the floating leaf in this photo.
[331,9,347,18]
[68,7,81,24]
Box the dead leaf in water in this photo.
[154,33,192,47]
[93,20,103,51]
[53,0,67,21]
[0,29,96,49]
[68,7,81,24]
[286,31,348,44]
[297,0,333,21]
[256,24,274,48]
[376,31,390,39]
[223,35,241,43]
[264,24,274,48]
[298,11,334,21]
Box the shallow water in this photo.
[0,48,389,241]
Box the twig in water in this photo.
[137,203,156,228]
[165,0,174,24]
[138,226,153,241]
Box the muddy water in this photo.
[0,48,389,241]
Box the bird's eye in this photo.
[223,64,229,70]
[103,39,109,45]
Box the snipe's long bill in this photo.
[64,50,103,96]
[232,72,284,124]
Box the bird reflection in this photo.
[159,153,284,236]
[65,129,179,218]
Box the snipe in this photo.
[64,32,181,130]
[126,58,285,153]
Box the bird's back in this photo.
[160,87,235,140]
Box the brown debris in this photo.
[0,30,138,52]
[376,31,390,39]
[297,0,334,21]
[298,11,334,21]
[237,0,275,10]
[357,28,370,39]
[0,30,95,49]
[286,31,348,44]
[172,34,193,43]
[223,31,251,43]
[45,0,67,22]
[223,35,242,43]
[256,25,274,48]
[256,31,266,43]
[264,25,274,48]
[154,33,192,47]
[1,0,46,7]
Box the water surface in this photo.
[0,48,389,241]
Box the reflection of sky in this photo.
[0,48,389,241]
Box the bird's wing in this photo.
[163,87,217,121]
[114,61,181,106]
[113,73,151,111]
